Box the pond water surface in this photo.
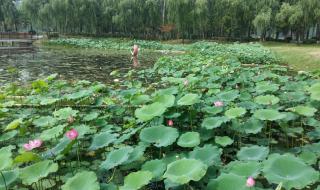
[0,46,160,84]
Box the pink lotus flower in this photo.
[183,80,189,86]
[23,139,43,151]
[246,177,255,187]
[66,128,79,140]
[213,101,224,107]
[167,120,174,126]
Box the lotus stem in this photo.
[76,140,81,169]
[0,171,7,190]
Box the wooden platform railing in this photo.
[0,32,33,40]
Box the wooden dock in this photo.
[0,32,36,51]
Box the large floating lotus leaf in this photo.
[42,138,73,159]
[299,151,317,165]
[139,126,179,147]
[163,159,207,184]
[177,132,200,148]
[216,90,239,102]
[142,159,166,180]
[0,170,19,190]
[224,161,261,177]
[201,116,229,129]
[33,116,57,128]
[40,97,58,105]
[177,94,200,106]
[309,83,320,101]
[135,102,166,121]
[4,118,22,131]
[14,152,41,164]
[153,94,175,108]
[189,144,222,166]
[254,95,280,105]
[0,145,14,170]
[263,153,319,190]
[225,107,246,119]
[123,142,148,164]
[253,109,286,121]
[119,171,153,190]
[53,107,78,120]
[0,130,17,142]
[215,136,234,147]
[237,146,269,161]
[255,81,279,94]
[61,171,99,190]
[89,131,118,150]
[20,160,58,185]
[131,95,151,105]
[65,89,93,100]
[287,106,317,117]
[206,173,249,190]
[40,125,65,141]
[202,106,224,115]
[83,112,99,121]
[100,147,134,170]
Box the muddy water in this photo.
[0,47,159,84]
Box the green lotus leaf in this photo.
[253,109,286,121]
[100,147,134,170]
[201,116,229,129]
[119,171,153,190]
[177,93,200,106]
[65,89,93,100]
[131,95,151,105]
[188,144,222,166]
[254,95,280,105]
[177,132,200,148]
[123,142,148,164]
[135,102,167,121]
[14,152,41,164]
[255,81,279,94]
[73,124,95,139]
[243,118,263,134]
[163,159,207,185]
[40,97,58,105]
[40,125,65,141]
[215,136,234,147]
[206,173,250,190]
[225,107,246,119]
[83,112,99,121]
[224,161,261,177]
[287,106,317,117]
[20,160,58,185]
[62,171,99,190]
[309,83,320,101]
[0,170,19,190]
[42,137,73,158]
[263,153,319,190]
[216,90,239,102]
[142,159,166,180]
[4,118,22,131]
[89,131,118,150]
[33,116,57,128]
[153,94,175,108]
[237,146,269,161]
[299,151,317,165]
[139,126,178,147]
[0,145,14,170]
[0,130,17,142]
[202,106,224,115]
[53,107,78,120]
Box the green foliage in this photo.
[0,42,319,190]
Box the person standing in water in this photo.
[131,44,139,67]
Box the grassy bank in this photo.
[263,42,320,72]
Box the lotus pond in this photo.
[0,41,319,190]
